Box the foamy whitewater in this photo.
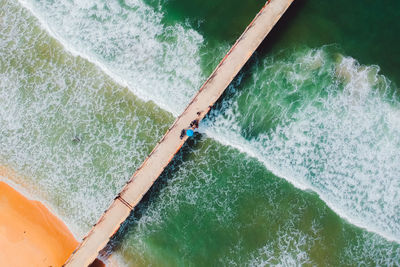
[18,0,205,116]
[205,48,400,242]
[1,0,400,265]
[0,0,173,236]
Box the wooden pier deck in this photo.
[64,0,294,265]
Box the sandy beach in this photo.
[0,180,78,267]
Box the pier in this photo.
[64,0,294,265]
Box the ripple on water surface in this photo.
[0,0,172,237]
[205,47,400,243]
[1,0,400,265]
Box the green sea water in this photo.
[1,0,400,266]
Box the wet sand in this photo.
[0,181,78,267]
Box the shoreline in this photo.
[0,166,80,241]
[0,166,79,267]
[0,167,110,266]
[0,179,78,266]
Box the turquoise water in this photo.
[1,0,400,266]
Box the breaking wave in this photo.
[204,47,400,242]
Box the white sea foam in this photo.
[341,232,400,266]
[247,227,318,266]
[204,48,400,243]
[8,0,400,250]
[1,0,171,238]
[17,0,205,116]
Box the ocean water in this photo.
[1,0,400,266]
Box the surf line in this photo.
[64,0,294,265]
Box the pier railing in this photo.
[64,0,294,265]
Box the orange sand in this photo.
[0,181,78,267]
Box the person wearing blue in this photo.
[186,129,194,137]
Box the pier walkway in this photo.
[64,0,293,265]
